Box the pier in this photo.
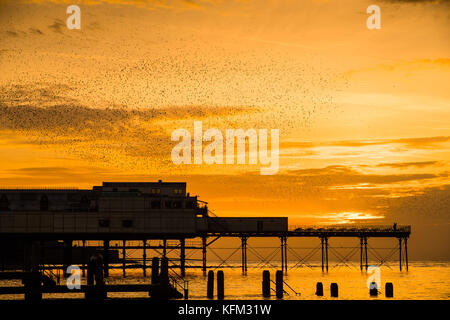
[0,181,411,300]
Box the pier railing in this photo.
[289,225,411,233]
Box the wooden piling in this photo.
[385,282,394,298]
[315,282,323,296]
[151,257,159,284]
[207,270,214,299]
[369,282,378,296]
[330,283,338,297]
[262,270,270,297]
[275,270,283,299]
[217,270,224,300]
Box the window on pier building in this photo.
[122,220,133,228]
[151,200,161,209]
[172,200,182,208]
[173,188,183,195]
[40,195,49,211]
[151,188,161,194]
[98,219,110,227]
[80,195,89,210]
[186,200,196,209]
[0,194,9,211]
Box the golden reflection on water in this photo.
[0,262,448,300]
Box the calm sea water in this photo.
[1,261,449,300]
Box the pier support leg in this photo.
[398,237,402,271]
[364,237,368,271]
[31,240,40,272]
[63,239,72,276]
[39,240,45,273]
[321,237,324,272]
[103,240,109,278]
[241,237,247,275]
[360,237,363,272]
[122,240,126,278]
[163,239,167,258]
[23,240,42,301]
[404,237,408,271]
[202,236,207,276]
[82,240,86,277]
[284,237,288,273]
[180,239,186,277]
[325,237,329,272]
[143,240,147,277]
[24,239,31,272]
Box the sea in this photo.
[0,261,449,300]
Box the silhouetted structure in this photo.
[0,180,411,300]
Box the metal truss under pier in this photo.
[0,225,411,278]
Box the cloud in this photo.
[376,161,440,168]
[281,137,450,151]
[28,27,43,35]
[48,19,64,33]
[379,0,450,3]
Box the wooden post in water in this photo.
[325,237,329,272]
[207,270,214,299]
[151,257,159,284]
[275,270,283,299]
[262,270,270,297]
[217,270,224,300]
[160,257,169,287]
[385,282,394,298]
[315,282,323,296]
[330,283,338,297]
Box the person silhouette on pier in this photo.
[393,223,397,231]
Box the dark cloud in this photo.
[28,27,43,35]
[0,166,117,186]
[48,19,64,33]
[5,30,19,37]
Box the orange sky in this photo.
[0,0,449,258]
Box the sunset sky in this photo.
[0,0,449,259]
